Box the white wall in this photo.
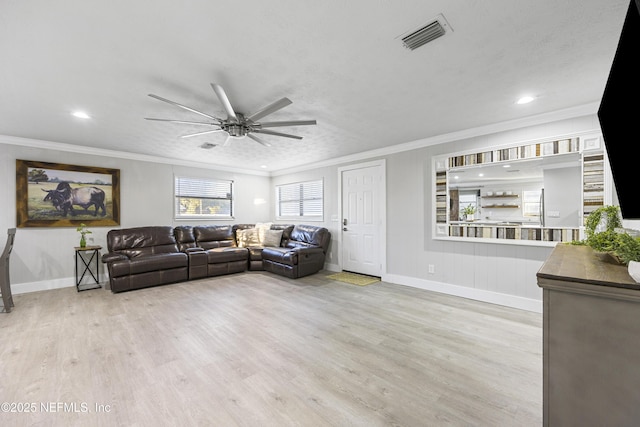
[1,112,608,311]
[0,141,271,293]
[273,113,604,312]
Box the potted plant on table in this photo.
[572,205,640,280]
[462,204,477,221]
[76,223,92,248]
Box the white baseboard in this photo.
[324,262,341,272]
[12,277,76,295]
[12,276,110,295]
[383,273,542,313]
[11,270,542,313]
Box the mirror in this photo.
[448,153,581,227]
[433,138,598,245]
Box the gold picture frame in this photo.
[16,159,120,228]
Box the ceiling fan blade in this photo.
[148,94,220,120]
[145,118,220,126]
[253,129,303,140]
[246,97,292,122]
[180,129,225,139]
[257,120,317,128]
[247,133,272,147]
[210,83,238,122]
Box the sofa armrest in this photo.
[291,246,324,256]
[293,247,325,265]
[102,253,128,264]
[185,247,205,253]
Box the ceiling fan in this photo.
[145,83,317,147]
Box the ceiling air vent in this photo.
[400,14,452,51]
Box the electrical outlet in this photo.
[428,264,435,274]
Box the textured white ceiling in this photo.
[0,0,630,172]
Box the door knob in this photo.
[343,227,348,231]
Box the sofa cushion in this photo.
[255,222,273,243]
[261,247,298,266]
[205,247,249,263]
[262,229,283,247]
[107,226,180,258]
[194,225,236,249]
[174,226,197,252]
[236,228,260,248]
[247,247,264,261]
[109,252,188,277]
[286,225,330,253]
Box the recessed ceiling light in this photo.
[516,96,535,105]
[72,111,91,119]
[260,165,267,169]
[503,164,511,168]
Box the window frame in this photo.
[174,175,234,220]
[275,179,324,221]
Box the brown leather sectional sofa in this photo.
[102,223,331,293]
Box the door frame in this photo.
[337,159,387,276]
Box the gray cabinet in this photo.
[537,244,640,426]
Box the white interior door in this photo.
[341,162,384,277]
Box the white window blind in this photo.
[276,179,323,220]
[174,176,233,219]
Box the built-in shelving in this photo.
[436,171,447,224]
[582,153,605,224]
[448,138,579,169]
[481,193,519,209]
[449,225,580,242]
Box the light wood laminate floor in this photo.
[0,271,542,426]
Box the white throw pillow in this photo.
[262,229,283,247]
[236,228,260,248]
[254,222,273,244]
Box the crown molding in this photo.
[1,102,599,178]
[270,102,600,176]
[0,135,270,177]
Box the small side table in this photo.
[75,245,102,292]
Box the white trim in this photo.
[1,103,599,178]
[337,159,387,277]
[0,135,270,177]
[324,262,341,272]
[383,273,542,313]
[12,277,79,294]
[272,103,600,176]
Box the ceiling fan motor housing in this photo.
[224,113,250,137]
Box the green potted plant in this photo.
[573,205,640,266]
[76,223,92,248]
[462,204,477,221]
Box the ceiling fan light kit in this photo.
[145,83,317,147]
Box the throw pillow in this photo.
[254,222,273,244]
[262,229,283,247]
[236,228,260,248]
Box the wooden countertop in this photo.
[537,244,640,291]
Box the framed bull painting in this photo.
[16,159,120,228]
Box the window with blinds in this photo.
[276,179,323,220]
[174,176,233,219]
